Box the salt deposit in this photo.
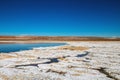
[0,41,120,80]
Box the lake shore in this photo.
[0,41,120,80]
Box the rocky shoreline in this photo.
[0,41,120,80]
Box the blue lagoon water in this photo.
[0,43,66,53]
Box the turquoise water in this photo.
[0,43,66,53]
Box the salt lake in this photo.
[0,43,66,53]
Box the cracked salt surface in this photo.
[0,41,120,80]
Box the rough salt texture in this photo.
[0,41,120,80]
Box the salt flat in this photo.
[0,41,120,80]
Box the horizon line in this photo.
[0,35,120,38]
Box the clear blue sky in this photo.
[0,0,120,37]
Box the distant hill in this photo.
[0,36,120,41]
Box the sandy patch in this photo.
[0,54,16,60]
[57,46,88,51]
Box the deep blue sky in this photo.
[0,0,120,37]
